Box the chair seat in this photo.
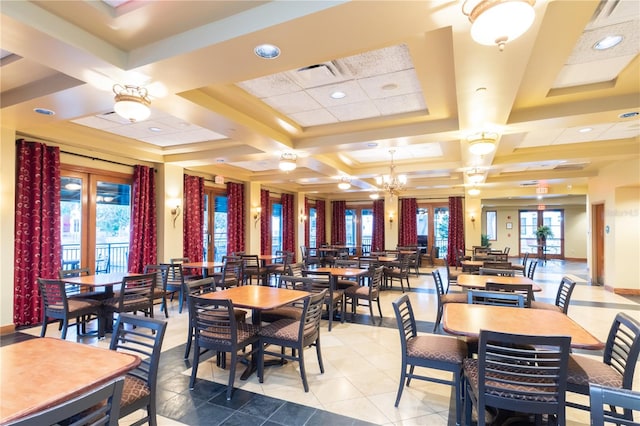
[336,278,358,289]
[260,318,300,341]
[52,298,101,315]
[408,335,467,363]
[464,358,561,403]
[260,306,302,322]
[104,296,149,311]
[566,355,623,388]
[344,285,374,297]
[530,300,563,312]
[442,293,467,304]
[201,323,260,346]
[121,375,150,409]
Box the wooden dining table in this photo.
[442,303,604,350]
[0,337,140,424]
[182,261,224,278]
[198,285,310,379]
[456,274,542,292]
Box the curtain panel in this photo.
[331,200,346,245]
[281,193,296,261]
[14,140,62,326]
[399,198,418,246]
[260,189,271,255]
[304,198,310,248]
[372,199,386,252]
[316,200,326,247]
[183,175,204,261]
[447,196,465,266]
[128,165,157,273]
[226,182,245,255]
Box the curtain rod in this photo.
[60,150,143,169]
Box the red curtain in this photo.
[372,199,385,251]
[304,198,310,247]
[281,193,296,261]
[399,198,418,246]
[14,140,61,326]
[260,189,271,255]
[331,200,346,244]
[448,196,465,266]
[183,174,204,261]
[226,182,245,255]
[316,200,326,247]
[128,165,157,273]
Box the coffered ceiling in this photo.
[1,0,639,205]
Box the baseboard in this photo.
[0,323,16,336]
[607,286,640,296]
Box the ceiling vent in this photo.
[554,162,588,171]
[588,0,626,27]
[519,181,539,187]
[286,61,350,89]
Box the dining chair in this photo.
[344,265,384,323]
[481,261,512,270]
[531,276,576,314]
[467,289,525,307]
[300,245,321,267]
[215,256,243,289]
[511,252,529,275]
[58,267,103,334]
[258,290,326,392]
[259,276,311,323]
[37,278,102,340]
[525,259,538,280]
[566,312,640,421]
[188,296,260,400]
[302,270,345,332]
[285,261,305,277]
[443,255,461,293]
[463,330,571,426]
[241,254,270,286]
[332,259,360,289]
[478,267,515,277]
[589,384,640,426]
[169,257,201,280]
[432,269,467,333]
[8,377,124,426]
[103,273,156,322]
[392,294,467,425]
[164,263,189,313]
[384,254,411,292]
[485,282,535,308]
[143,264,171,318]
[109,313,167,426]
[182,277,247,359]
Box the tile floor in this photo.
[6,260,640,425]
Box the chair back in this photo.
[604,312,640,390]
[218,258,243,288]
[278,275,316,291]
[190,297,240,349]
[520,252,530,266]
[10,377,124,426]
[526,260,538,279]
[95,254,110,274]
[144,264,169,295]
[114,273,156,312]
[467,289,525,307]
[503,246,510,255]
[184,276,217,296]
[358,256,380,270]
[300,290,327,344]
[589,384,640,426]
[169,257,190,264]
[334,259,358,268]
[485,282,534,308]
[432,269,446,305]
[58,267,90,279]
[482,261,512,270]
[368,266,384,296]
[286,262,305,277]
[476,330,571,417]
[392,294,418,354]
[38,278,70,316]
[555,276,577,313]
[479,267,515,277]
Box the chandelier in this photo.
[468,132,498,156]
[279,153,297,172]
[113,84,151,122]
[375,150,407,198]
[337,177,351,190]
[462,0,536,51]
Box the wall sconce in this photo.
[389,212,394,227]
[254,207,262,228]
[170,203,181,228]
[470,215,475,223]
[299,209,307,223]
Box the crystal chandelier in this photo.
[375,150,407,198]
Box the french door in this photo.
[204,189,228,262]
[519,210,564,259]
[416,204,449,259]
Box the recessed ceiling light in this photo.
[254,44,280,59]
[578,127,592,133]
[367,142,378,147]
[330,91,346,99]
[149,127,162,132]
[619,111,639,119]
[34,108,55,116]
[593,35,623,51]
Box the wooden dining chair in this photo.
[432,269,467,333]
[531,276,576,314]
[485,282,535,308]
[103,273,156,322]
[344,265,384,323]
[143,264,171,318]
[589,384,640,426]
[302,270,345,332]
[467,289,525,307]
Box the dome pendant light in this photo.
[113,84,151,122]
[463,0,536,51]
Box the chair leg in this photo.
[227,351,236,400]
[61,318,69,340]
[327,302,333,332]
[189,345,200,389]
[315,337,324,374]
[454,368,462,426]
[376,298,382,319]
[433,306,443,333]
[394,363,406,407]
[147,400,157,426]
[298,345,309,392]
[40,317,48,337]
[178,288,184,314]
[184,326,193,359]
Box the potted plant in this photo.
[480,234,491,248]
[536,225,553,246]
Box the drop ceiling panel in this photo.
[347,143,443,163]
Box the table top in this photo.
[258,254,284,261]
[61,272,138,287]
[457,274,541,291]
[198,285,309,310]
[182,261,224,269]
[461,260,485,267]
[0,337,140,423]
[309,267,368,277]
[442,303,604,350]
[377,256,398,263]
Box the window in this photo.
[344,206,373,255]
[204,190,228,262]
[271,201,282,254]
[486,211,497,240]
[416,204,449,258]
[309,207,317,248]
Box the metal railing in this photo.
[61,243,129,273]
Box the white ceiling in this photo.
[1,0,639,204]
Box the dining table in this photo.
[442,303,604,350]
[460,260,485,272]
[0,337,140,424]
[181,261,224,278]
[456,274,542,292]
[198,285,310,379]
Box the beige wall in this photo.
[1,129,17,329]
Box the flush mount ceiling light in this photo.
[467,168,485,183]
[468,186,481,196]
[113,84,150,122]
[468,132,498,156]
[337,177,351,190]
[279,153,297,172]
[593,35,623,51]
[462,0,536,51]
[369,193,380,200]
[254,44,280,59]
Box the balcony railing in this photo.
[61,243,129,273]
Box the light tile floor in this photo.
[11,260,640,425]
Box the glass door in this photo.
[204,191,228,262]
[519,210,564,259]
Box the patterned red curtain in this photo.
[260,189,271,255]
[448,196,465,266]
[398,198,418,246]
[304,198,310,247]
[281,193,296,261]
[14,140,61,326]
[226,182,245,255]
[372,199,386,251]
[128,165,157,273]
[331,200,346,244]
[183,174,204,261]
[316,200,326,247]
